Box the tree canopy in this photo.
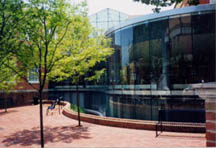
[0,0,24,91]
[2,0,113,147]
[49,19,113,84]
[134,0,183,12]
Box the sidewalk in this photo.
[0,105,205,147]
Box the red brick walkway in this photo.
[0,105,205,147]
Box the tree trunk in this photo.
[76,85,81,126]
[39,90,44,148]
[4,98,7,112]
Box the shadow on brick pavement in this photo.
[2,125,90,147]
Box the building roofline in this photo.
[105,4,216,35]
[88,8,128,17]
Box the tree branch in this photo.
[1,60,39,91]
[48,21,71,72]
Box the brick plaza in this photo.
[0,104,205,147]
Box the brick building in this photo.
[176,0,215,8]
[0,71,48,109]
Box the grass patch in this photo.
[70,104,85,113]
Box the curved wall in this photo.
[49,5,215,122]
[106,4,216,90]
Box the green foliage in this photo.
[0,0,113,93]
[0,0,24,91]
[0,1,108,146]
[48,14,114,84]
[70,104,85,113]
[11,0,113,90]
[0,58,19,92]
[0,0,25,50]
[134,0,183,12]
[11,0,85,91]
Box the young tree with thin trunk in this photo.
[4,0,89,147]
[49,16,113,126]
[2,1,112,147]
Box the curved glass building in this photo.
[102,4,215,120]
[50,4,215,121]
[106,4,215,90]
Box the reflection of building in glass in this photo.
[89,8,129,33]
[48,4,215,122]
[106,4,216,90]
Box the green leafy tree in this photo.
[5,0,112,147]
[134,0,183,12]
[0,0,25,111]
[0,58,18,92]
[49,15,113,126]
[0,57,18,112]
[1,0,112,145]
[3,0,90,147]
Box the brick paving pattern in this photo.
[0,105,205,147]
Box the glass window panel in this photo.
[89,8,129,34]
[108,10,119,21]
[170,15,193,85]
[28,68,39,82]
[192,12,215,34]
[120,13,128,20]
[120,28,133,84]
[170,35,193,84]
[149,20,169,89]
[169,16,181,38]
[181,14,191,34]
[108,21,119,28]
[192,12,215,83]
[133,23,150,84]
[91,22,97,28]
[97,11,107,22]
[97,22,107,31]
[89,14,96,22]
[114,31,121,46]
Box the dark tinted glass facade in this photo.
[106,5,216,90]
[49,5,215,121]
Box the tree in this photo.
[1,0,112,146]
[133,0,183,12]
[4,0,112,147]
[49,15,113,127]
[0,0,24,111]
[2,0,90,147]
[0,58,18,112]
[0,0,24,51]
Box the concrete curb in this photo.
[61,101,206,133]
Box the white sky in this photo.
[73,0,174,16]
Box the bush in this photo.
[70,104,85,113]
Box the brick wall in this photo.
[176,0,210,8]
[0,78,49,109]
[199,0,210,4]
[0,91,49,109]
[15,79,48,90]
[195,84,216,147]
[205,100,216,147]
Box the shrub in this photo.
[70,104,85,113]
